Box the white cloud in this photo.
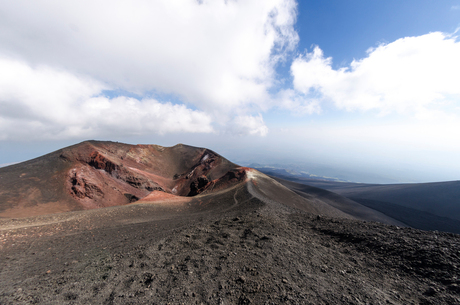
[291,32,460,115]
[276,89,321,115]
[0,57,213,140]
[231,114,268,136]
[0,0,298,140]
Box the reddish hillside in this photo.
[0,141,245,217]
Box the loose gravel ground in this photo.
[1,184,460,304]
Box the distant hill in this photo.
[259,169,460,234]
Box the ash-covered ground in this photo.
[1,183,459,305]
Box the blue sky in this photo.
[0,0,459,183]
[297,1,460,64]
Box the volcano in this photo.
[1,141,459,304]
[0,141,248,217]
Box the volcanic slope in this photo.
[0,140,400,224]
[280,178,460,222]
[1,163,460,304]
[258,169,460,234]
[0,141,246,218]
[1,142,459,304]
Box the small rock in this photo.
[424,286,438,296]
[448,284,460,293]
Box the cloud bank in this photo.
[0,57,213,140]
[0,0,298,140]
[291,32,460,116]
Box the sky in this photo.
[0,0,459,183]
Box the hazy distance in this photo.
[1,134,459,184]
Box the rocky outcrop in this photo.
[69,169,104,200]
[67,148,166,205]
[188,176,211,196]
[86,151,119,174]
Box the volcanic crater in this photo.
[0,141,247,217]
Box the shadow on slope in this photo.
[350,198,460,234]
[271,177,405,227]
[259,170,460,234]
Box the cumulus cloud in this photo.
[291,32,460,115]
[0,57,213,140]
[0,0,298,140]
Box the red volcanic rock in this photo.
[0,141,244,217]
[188,176,211,196]
[86,151,118,173]
[137,190,191,205]
[68,167,104,200]
[205,167,248,193]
